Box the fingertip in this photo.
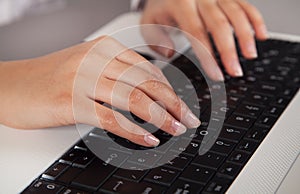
[185,111,201,129]
[157,46,175,58]
[144,133,160,147]
[226,60,243,77]
[257,25,269,40]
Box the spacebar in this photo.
[72,158,116,191]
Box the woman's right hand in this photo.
[0,36,200,147]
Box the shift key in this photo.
[72,158,116,191]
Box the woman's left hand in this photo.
[141,0,268,80]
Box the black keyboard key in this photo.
[57,167,82,185]
[166,180,203,194]
[114,168,148,182]
[145,167,180,186]
[235,104,264,118]
[217,163,241,179]
[270,97,290,107]
[245,93,272,106]
[236,139,259,154]
[281,88,298,98]
[192,152,225,170]
[59,187,90,194]
[230,75,258,86]
[72,158,116,191]
[171,139,201,156]
[263,106,284,117]
[208,106,233,119]
[99,178,166,194]
[203,176,231,194]
[209,139,236,156]
[59,149,86,165]
[225,114,255,129]
[88,129,115,141]
[254,83,281,95]
[245,125,269,142]
[180,165,215,184]
[158,152,193,170]
[219,95,242,108]
[120,161,149,171]
[256,115,277,127]
[218,126,246,143]
[74,141,88,151]
[181,128,207,143]
[98,149,130,167]
[227,151,250,165]
[73,151,95,168]
[23,180,63,194]
[42,162,69,180]
[128,151,161,167]
[226,85,251,96]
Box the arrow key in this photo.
[217,163,241,179]
[99,177,166,194]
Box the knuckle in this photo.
[129,89,145,105]
[218,0,232,5]
[173,96,183,113]
[99,110,117,128]
[145,79,162,90]
[214,16,230,29]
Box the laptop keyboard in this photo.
[23,38,300,194]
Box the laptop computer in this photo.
[1,12,299,194]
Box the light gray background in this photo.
[0,0,299,60]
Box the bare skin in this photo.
[141,0,268,80]
[0,0,267,147]
[0,36,200,147]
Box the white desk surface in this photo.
[0,0,300,193]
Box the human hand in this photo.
[141,0,268,80]
[0,36,200,147]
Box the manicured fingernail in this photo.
[247,43,258,58]
[233,61,243,77]
[214,69,225,82]
[172,120,187,135]
[144,134,160,146]
[185,111,201,128]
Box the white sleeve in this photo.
[0,0,28,26]
[130,0,146,11]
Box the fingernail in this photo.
[214,69,225,82]
[247,43,258,58]
[172,120,187,135]
[185,111,201,128]
[232,61,243,77]
[144,134,160,146]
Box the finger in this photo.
[88,102,160,147]
[115,49,172,88]
[236,0,268,40]
[98,62,200,129]
[218,0,257,59]
[96,78,188,136]
[198,1,243,77]
[170,1,224,81]
[140,16,175,58]
[92,36,172,87]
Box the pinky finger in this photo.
[236,0,268,40]
[92,103,160,147]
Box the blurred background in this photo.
[0,0,299,60]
